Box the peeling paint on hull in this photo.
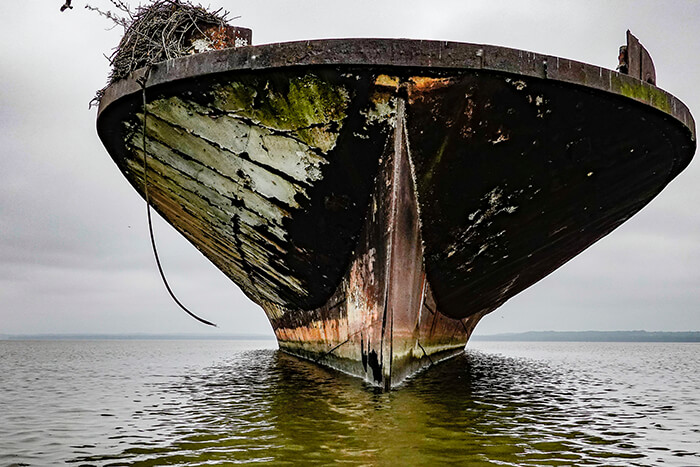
[97,39,695,389]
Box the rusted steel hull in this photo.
[262,97,483,388]
[97,39,696,388]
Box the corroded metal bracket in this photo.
[619,30,656,85]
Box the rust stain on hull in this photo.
[267,96,482,388]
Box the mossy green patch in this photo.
[213,72,349,151]
[612,75,672,114]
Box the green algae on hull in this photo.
[611,73,672,114]
[211,73,351,152]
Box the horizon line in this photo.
[2,330,700,341]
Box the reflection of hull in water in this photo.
[97,37,696,389]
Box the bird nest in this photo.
[92,0,232,104]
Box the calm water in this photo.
[1,339,699,466]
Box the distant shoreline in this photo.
[471,331,700,342]
[2,331,700,342]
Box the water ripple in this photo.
[1,340,699,466]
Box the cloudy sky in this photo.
[1,0,698,337]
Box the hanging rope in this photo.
[138,70,217,327]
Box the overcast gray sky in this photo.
[1,0,698,337]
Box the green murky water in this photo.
[2,339,698,466]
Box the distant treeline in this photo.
[471,331,700,342]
